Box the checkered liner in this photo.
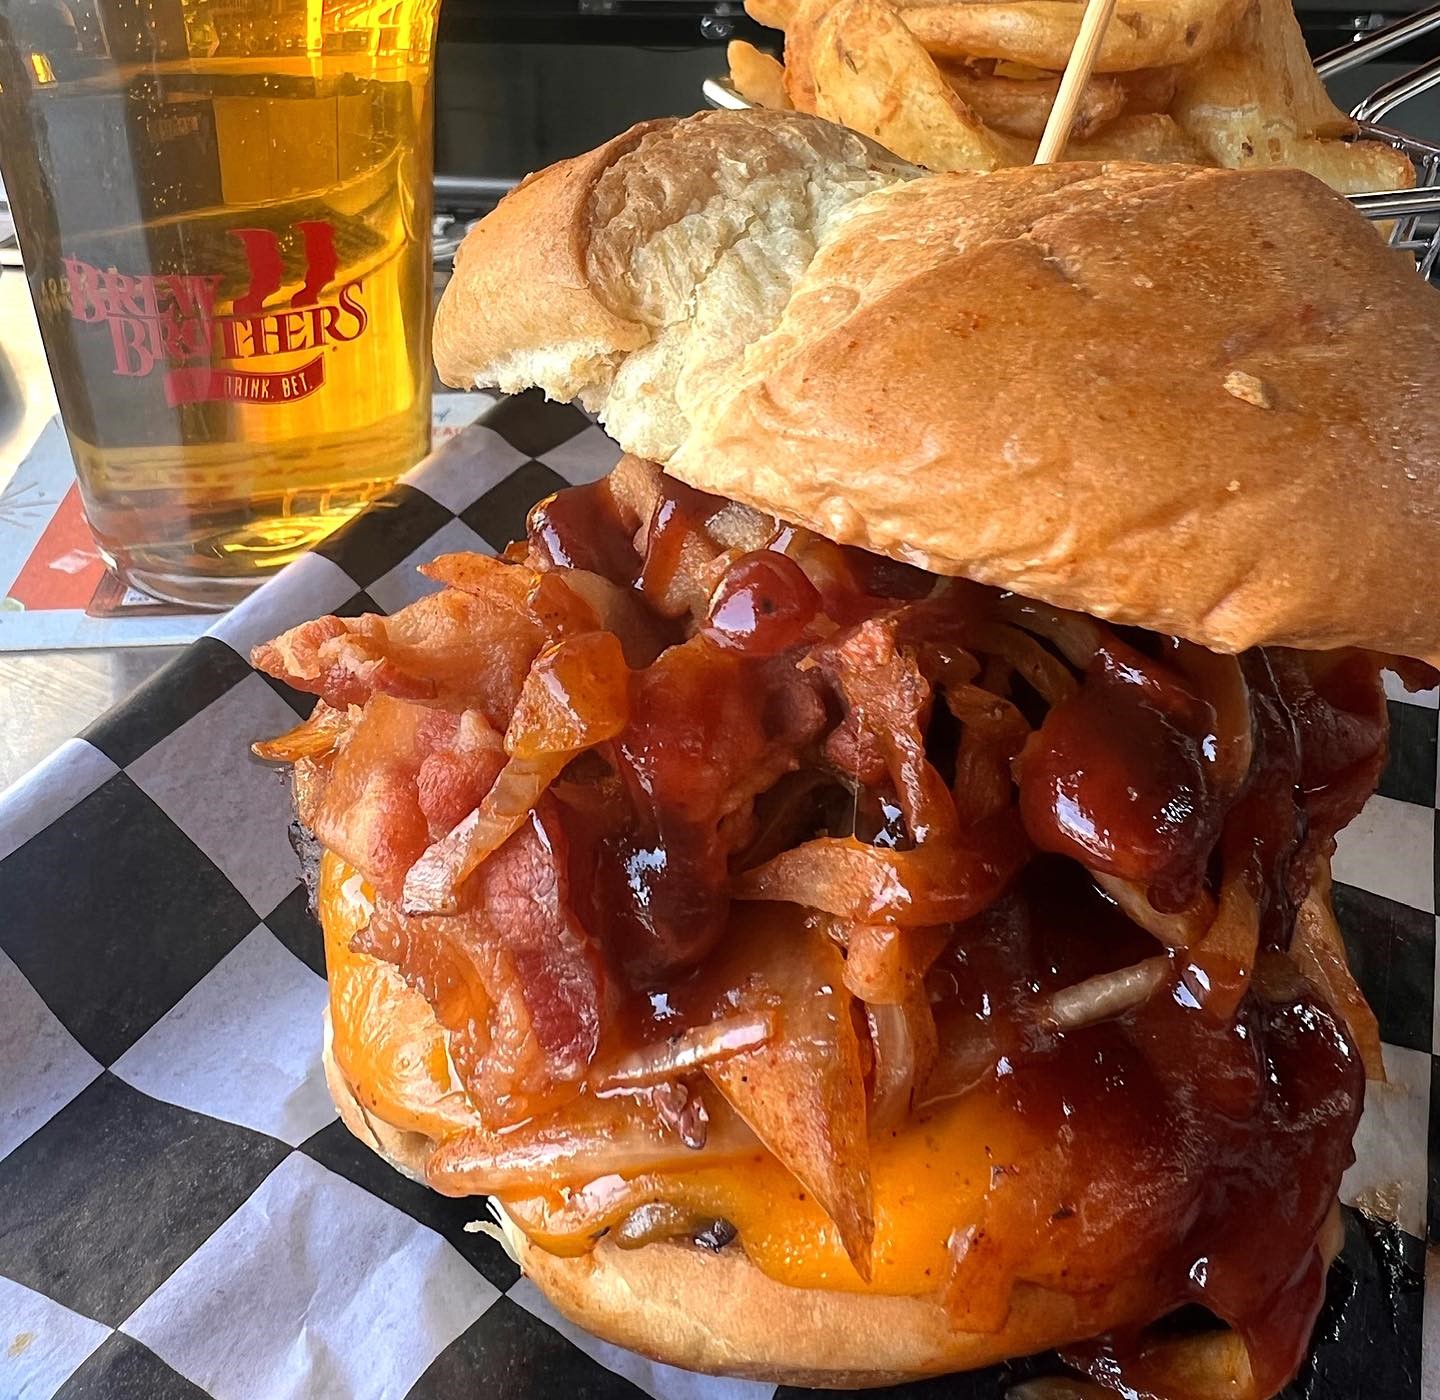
[0,392,1434,1400]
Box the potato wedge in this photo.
[812,0,1018,171]
[1171,0,1413,194]
[1116,63,1180,116]
[937,58,1125,140]
[744,0,798,27]
[1064,112,1210,163]
[728,39,793,110]
[782,0,835,111]
[895,0,1250,74]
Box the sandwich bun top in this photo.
[434,108,1440,664]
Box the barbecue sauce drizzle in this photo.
[314,471,1397,1399]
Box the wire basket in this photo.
[705,3,1440,277]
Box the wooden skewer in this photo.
[1034,0,1120,164]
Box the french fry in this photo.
[936,57,1125,140]
[728,39,793,109]
[1064,112,1210,163]
[894,0,1250,74]
[811,0,1019,171]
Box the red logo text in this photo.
[63,221,366,405]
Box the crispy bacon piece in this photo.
[252,612,432,706]
[815,616,961,846]
[403,632,631,914]
[418,550,535,598]
[422,554,600,645]
[252,556,605,730]
[350,871,485,1031]
[453,807,603,1124]
[360,804,604,1126]
[299,695,506,896]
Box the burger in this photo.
[252,110,1440,1396]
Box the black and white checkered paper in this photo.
[1,392,1435,1400]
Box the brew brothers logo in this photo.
[63,220,367,406]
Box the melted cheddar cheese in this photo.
[321,853,1039,1297]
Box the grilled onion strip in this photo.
[1040,956,1172,1030]
[590,1013,776,1092]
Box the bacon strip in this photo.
[252,561,561,725]
[301,696,505,896]
[403,632,630,914]
[818,616,960,845]
[363,805,605,1127]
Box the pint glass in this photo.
[0,0,439,606]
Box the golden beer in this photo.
[0,0,439,606]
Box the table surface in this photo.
[0,264,183,793]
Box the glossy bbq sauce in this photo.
[1057,989,1360,1398]
[923,859,1363,1396]
[1015,640,1227,910]
[635,477,729,607]
[556,486,846,986]
[528,479,641,580]
[975,639,1376,1397]
[533,483,1375,1396]
[567,544,833,988]
[702,551,821,656]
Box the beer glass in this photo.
[0,0,439,607]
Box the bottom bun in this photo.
[322,1018,1164,1388]
[483,1211,1150,1389]
[323,1009,434,1183]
